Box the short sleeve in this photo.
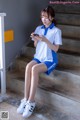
[54,29,62,45]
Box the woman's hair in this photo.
[41,6,56,25]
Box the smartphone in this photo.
[33,34,39,36]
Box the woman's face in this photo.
[41,12,53,27]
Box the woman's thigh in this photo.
[32,63,48,73]
[26,60,38,70]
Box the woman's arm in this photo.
[45,39,59,52]
[34,35,59,52]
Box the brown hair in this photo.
[41,6,56,25]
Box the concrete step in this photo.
[53,4,80,14]
[21,46,80,70]
[6,68,80,103]
[60,38,80,54]
[2,90,80,120]
[57,66,80,76]
[57,25,80,39]
[21,46,35,58]
[56,13,80,26]
[10,55,30,74]
[58,52,80,69]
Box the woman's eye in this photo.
[41,16,48,18]
[41,16,48,19]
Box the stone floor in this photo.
[0,91,80,120]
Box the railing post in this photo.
[0,13,6,102]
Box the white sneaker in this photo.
[22,101,36,118]
[17,98,27,114]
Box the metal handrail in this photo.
[0,13,6,99]
[0,68,3,71]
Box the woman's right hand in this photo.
[30,32,38,47]
[30,32,35,39]
[30,32,40,41]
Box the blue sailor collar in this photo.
[41,23,55,29]
[41,23,55,36]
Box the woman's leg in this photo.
[17,60,38,114]
[24,60,38,100]
[28,63,47,101]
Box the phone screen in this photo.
[33,34,39,36]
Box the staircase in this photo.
[6,4,80,119]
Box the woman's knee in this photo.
[25,62,32,71]
[32,65,39,74]
[25,61,37,72]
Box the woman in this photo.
[17,6,62,118]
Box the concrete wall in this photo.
[0,0,50,68]
[0,0,49,86]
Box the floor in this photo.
[0,91,80,120]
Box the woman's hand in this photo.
[31,33,47,42]
[30,32,39,47]
[35,35,48,42]
[30,33,41,41]
[30,32,36,40]
[31,33,59,52]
